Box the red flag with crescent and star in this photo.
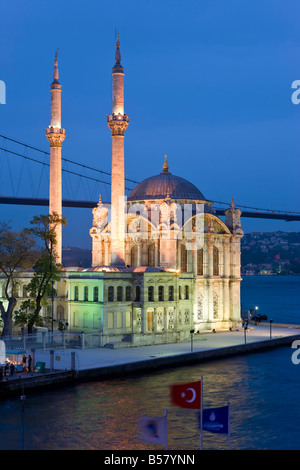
[170,381,201,409]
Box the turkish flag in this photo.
[170,381,201,409]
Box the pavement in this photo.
[62,323,300,372]
[3,324,300,380]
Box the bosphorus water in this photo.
[0,276,299,450]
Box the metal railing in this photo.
[1,331,103,351]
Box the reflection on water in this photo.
[1,346,300,450]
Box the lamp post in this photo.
[190,329,195,352]
[254,306,258,325]
[270,319,273,339]
[242,320,248,344]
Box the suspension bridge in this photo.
[0,133,299,223]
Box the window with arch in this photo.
[22,285,28,298]
[117,286,123,301]
[93,286,99,302]
[126,286,131,301]
[159,285,164,302]
[148,286,154,302]
[213,246,219,276]
[74,286,79,301]
[181,245,187,272]
[131,246,138,267]
[84,286,89,301]
[108,286,114,302]
[185,285,189,300]
[197,248,204,275]
[148,244,155,267]
[169,286,174,301]
[178,285,182,300]
[13,284,20,298]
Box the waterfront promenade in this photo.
[1,324,300,398]
[71,324,300,375]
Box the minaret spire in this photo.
[115,31,121,66]
[107,33,129,266]
[46,52,66,264]
[53,49,59,82]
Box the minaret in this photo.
[107,33,129,266]
[46,51,66,264]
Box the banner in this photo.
[199,405,229,434]
[139,412,168,447]
[170,380,201,409]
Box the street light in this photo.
[242,320,248,344]
[254,306,258,326]
[190,329,195,352]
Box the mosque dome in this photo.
[128,155,206,201]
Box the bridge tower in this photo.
[45,52,66,264]
[107,33,129,266]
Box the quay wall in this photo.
[1,333,300,399]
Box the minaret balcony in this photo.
[107,113,129,123]
[107,113,130,136]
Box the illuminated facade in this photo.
[0,37,243,346]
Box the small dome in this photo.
[128,155,206,201]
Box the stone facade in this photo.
[0,37,243,346]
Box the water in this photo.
[0,276,300,451]
[241,275,300,324]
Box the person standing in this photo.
[27,355,32,373]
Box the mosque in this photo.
[2,36,244,346]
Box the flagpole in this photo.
[200,376,203,450]
[164,408,168,450]
[228,401,231,450]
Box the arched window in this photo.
[181,245,187,272]
[178,285,182,300]
[126,286,131,301]
[131,246,138,267]
[13,284,20,298]
[93,286,99,302]
[213,246,219,276]
[185,285,189,300]
[117,286,123,301]
[169,286,174,301]
[84,286,89,301]
[74,286,79,301]
[108,286,114,302]
[159,286,164,302]
[148,286,154,302]
[148,244,155,267]
[197,248,203,275]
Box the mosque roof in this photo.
[128,155,206,201]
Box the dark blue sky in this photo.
[1,0,300,248]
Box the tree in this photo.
[15,213,67,333]
[0,227,38,336]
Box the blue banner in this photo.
[199,405,229,434]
